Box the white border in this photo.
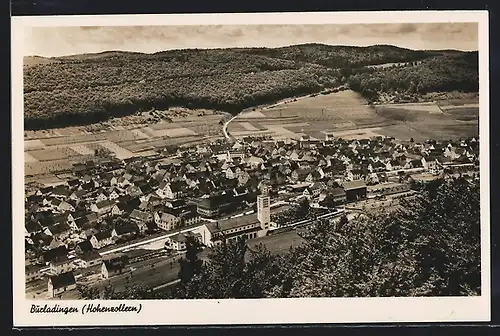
[12,11,490,327]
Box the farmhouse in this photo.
[47,271,77,298]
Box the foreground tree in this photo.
[288,178,480,297]
[183,237,293,299]
[177,235,204,287]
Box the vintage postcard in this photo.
[12,11,490,326]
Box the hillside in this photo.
[23,44,478,130]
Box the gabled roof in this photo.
[207,213,259,233]
[169,233,187,243]
[50,254,71,265]
[25,221,42,233]
[46,222,71,235]
[103,253,129,272]
[49,271,76,289]
[80,250,101,261]
[94,230,113,241]
[42,245,68,263]
[343,180,367,190]
[86,212,98,222]
[76,239,94,253]
[130,209,151,222]
[330,187,346,197]
[94,199,115,210]
[168,181,188,192]
[114,222,139,235]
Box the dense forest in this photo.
[78,178,481,299]
[23,44,478,130]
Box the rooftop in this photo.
[49,271,76,289]
[343,180,367,190]
[206,213,259,233]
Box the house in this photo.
[156,181,187,200]
[48,271,77,298]
[41,245,68,264]
[25,221,42,237]
[95,189,108,203]
[125,184,143,198]
[75,240,94,255]
[112,223,139,241]
[165,232,203,251]
[80,250,102,268]
[90,200,115,216]
[164,199,187,210]
[44,223,72,241]
[90,231,114,250]
[111,198,140,216]
[25,264,43,283]
[49,255,74,275]
[154,211,181,232]
[247,156,264,168]
[101,254,130,279]
[343,180,367,202]
[85,213,99,225]
[196,192,245,218]
[291,168,311,182]
[179,210,203,227]
[51,186,71,199]
[51,199,75,212]
[129,209,153,225]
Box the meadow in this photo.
[227,90,479,142]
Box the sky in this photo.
[24,23,478,57]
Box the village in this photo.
[24,134,480,299]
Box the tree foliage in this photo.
[178,235,204,286]
[24,46,477,130]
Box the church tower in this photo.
[257,186,271,233]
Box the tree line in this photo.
[24,46,478,130]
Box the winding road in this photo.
[222,114,239,140]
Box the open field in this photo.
[23,111,224,176]
[228,90,479,142]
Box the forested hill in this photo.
[232,44,447,68]
[23,44,478,130]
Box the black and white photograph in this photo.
[12,11,490,326]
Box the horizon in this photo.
[24,42,478,59]
[24,23,478,57]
